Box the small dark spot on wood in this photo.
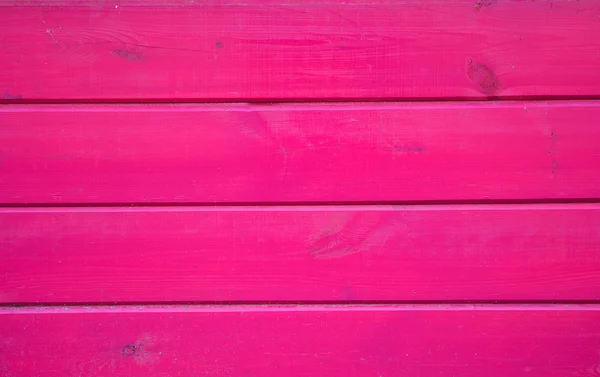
[474,0,496,10]
[111,49,143,61]
[215,41,224,49]
[548,130,556,154]
[549,129,558,178]
[122,345,136,356]
[467,58,500,95]
[3,92,23,100]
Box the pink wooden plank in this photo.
[1,0,599,100]
[2,101,599,204]
[1,304,598,377]
[2,204,599,303]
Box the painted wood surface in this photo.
[1,0,600,101]
[2,0,599,374]
[2,204,600,303]
[2,101,600,204]
[1,305,599,377]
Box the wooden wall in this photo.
[1,1,599,376]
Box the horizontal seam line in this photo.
[3,95,600,105]
[2,302,600,311]
[1,199,600,209]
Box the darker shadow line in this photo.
[1,198,599,208]
[1,299,599,308]
[3,95,600,105]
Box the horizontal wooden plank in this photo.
[1,0,599,100]
[2,204,600,303]
[1,304,598,377]
[2,102,600,204]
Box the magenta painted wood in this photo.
[2,1,599,373]
[1,304,599,376]
[2,204,600,303]
[2,101,600,204]
[1,0,599,100]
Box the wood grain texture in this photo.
[2,101,600,204]
[1,305,599,377]
[2,204,600,303]
[1,0,599,100]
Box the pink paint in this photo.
[1,0,599,100]
[1,101,599,204]
[1,305,599,376]
[2,204,599,303]
[1,1,599,374]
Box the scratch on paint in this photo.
[46,29,58,44]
